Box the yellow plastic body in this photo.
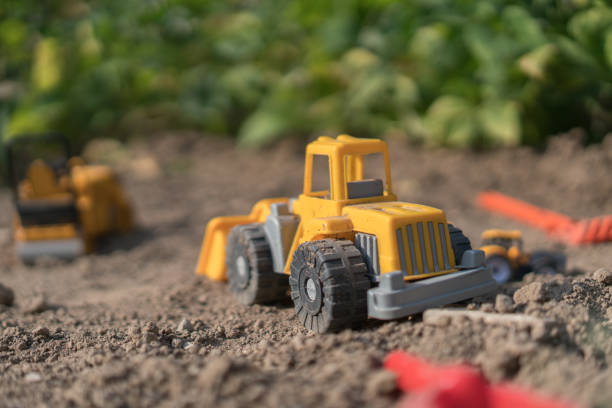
[480,229,530,269]
[481,229,523,241]
[14,218,78,241]
[14,158,133,250]
[197,135,458,281]
[71,164,133,239]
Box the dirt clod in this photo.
[0,228,10,246]
[513,282,550,304]
[592,268,612,285]
[32,326,50,338]
[495,294,514,313]
[22,295,49,314]
[177,318,193,332]
[365,370,397,397]
[477,352,520,381]
[0,282,14,306]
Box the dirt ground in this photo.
[0,131,611,408]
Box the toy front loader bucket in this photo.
[195,198,290,281]
[195,215,253,281]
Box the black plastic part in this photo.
[16,200,78,226]
[225,224,288,305]
[448,224,472,265]
[289,239,371,333]
[526,250,566,277]
[346,178,384,199]
[4,132,71,202]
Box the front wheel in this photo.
[289,239,371,333]
[486,255,514,284]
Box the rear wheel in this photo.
[289,239,371,333]
[226,224,288,305]
[529,251,565,277]
[448,224,472,266]
[486,255,514,284]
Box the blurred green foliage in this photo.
[0,0,611,150]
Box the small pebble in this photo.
[513,282,548,304]
[184,342,200,354]
[593,268,612,286]
[22,295,49,314]
[0,283,14,306]
[480,303,495,313]
[0,228,10,246]
[495,294,514,313]
[365,370,397,397]
[24,372,42,383]
[177,318,193,332]
[33,326,50,338]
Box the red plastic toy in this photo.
[384,351,579,408]
[477,191,612,246]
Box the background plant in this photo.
[0,0,610,151]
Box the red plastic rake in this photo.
[477,191,612,246]
[384,351,579,408]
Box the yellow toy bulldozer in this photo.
[5,132,133,263]
[196,135,497,333]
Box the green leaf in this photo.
[238,110,291,147]
[31,38,62,92]
[341,47,381,73]
[502,6,546,49]
[6,103,64,136]
[447,114,478,147]
[605,28,612,69]
[424,95,474,146]
[518,43,557,80]
[0,19,27,49]
[221,65,266,106]
[568,6,612,51]
[478,100,521,146]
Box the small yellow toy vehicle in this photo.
[480,229,565,284]
[5,132,133,263]
[196,135,497,333]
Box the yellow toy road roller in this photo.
[5,132,133,263]
[197,135,496,333]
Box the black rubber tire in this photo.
[529,251,565,276]
[289,239,371,334]
[485,254,515,284]
[226,224,288,305]
[448,224,472,266]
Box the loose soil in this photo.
[0,131,611,408]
